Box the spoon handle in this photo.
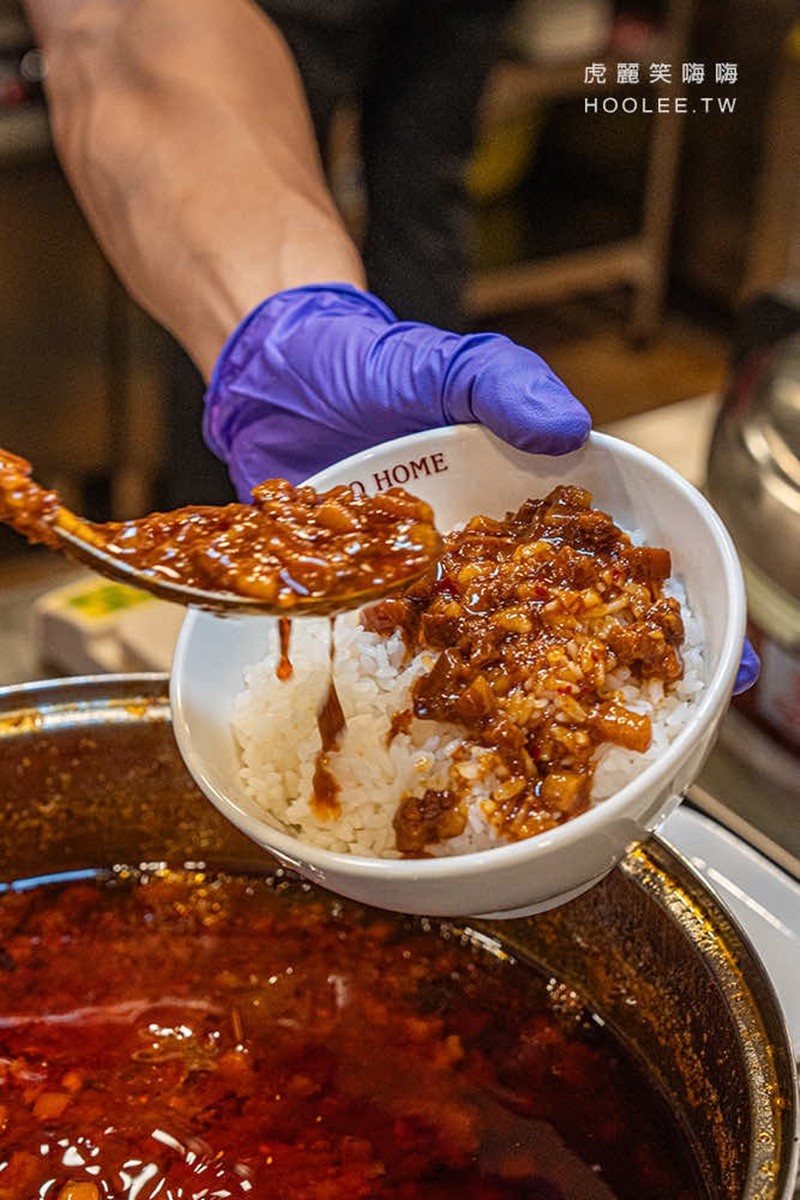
[53,506,106,549]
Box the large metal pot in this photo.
[0,674,797,1199]
[707,330,800,754]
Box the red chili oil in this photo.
[0,869,706,1200]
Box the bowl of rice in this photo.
[170,426,747,917]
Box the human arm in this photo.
[21,0,365,379]
[22,0,592,480]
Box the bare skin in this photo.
[21,0,366,379]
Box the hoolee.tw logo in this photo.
[583,60,738,115]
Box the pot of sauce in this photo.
[0,674,796,1199]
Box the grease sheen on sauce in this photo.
[0,870,706,1200]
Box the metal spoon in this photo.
[0,449,441,618]
[46,506,440,618]
[55,506,440,616]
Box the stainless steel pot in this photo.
[0,673,797,1199]
[708,331,800,604]
[707,330,800,752]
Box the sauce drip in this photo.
[276,616,293,681]
[0,869,707,1200]
[311,618,346,819]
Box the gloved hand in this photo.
[203,283,591,499]
[202,281,759,696]
[733,639,760,695]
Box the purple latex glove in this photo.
[203,283,591,499]
[733,639,760,695]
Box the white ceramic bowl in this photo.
[170,426,747,918]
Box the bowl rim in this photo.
[171,425,748,882]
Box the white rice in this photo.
[232,575,704,859]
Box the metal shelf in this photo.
[466,0,695,338]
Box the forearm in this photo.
[22,0,365,378]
